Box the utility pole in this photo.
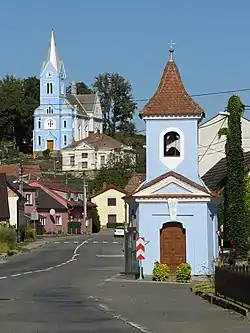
[18,161,23,196]
[83,172,88,234]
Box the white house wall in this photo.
[199,115,250,176]
[8,197,18,227]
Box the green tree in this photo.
[92,207,101,233]
[67,81,93,94]
[218,95,248,258]
[92,73,137,136]
[91,151,134,192]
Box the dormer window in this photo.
[164,131,180,157]
[47,106,54,114]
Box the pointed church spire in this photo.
[140,44,204,118]
[47,30,60,72]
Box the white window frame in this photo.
[63,120,67,128]
[39,216,46,226]
[47,106,54,114]
[82,161,88,169]
[46,82,53,94]
[38,136,42,146]
[45,119,56,130]
[55,215,62,226]
[25,193,32,205]
[37,119,41,128]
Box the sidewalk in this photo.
[94,277,250,333]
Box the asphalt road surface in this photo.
[0,231,249,333]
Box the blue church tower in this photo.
[125,45,219,276]
[33,30,103,155]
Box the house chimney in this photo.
[102,182,106,190]
[71,81,77,95]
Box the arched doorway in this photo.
[160,222,186,271]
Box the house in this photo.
[124,46,220,276]
[124,173,145,194]
[91,184,128,229]
[0,174,10,223]
[33,30,103,154]
[6,175,38,226]
[198,115,250,177]
[202,151,250,191]
[5,176,25,228]
[61,131,135,172]
[29,180,96,234]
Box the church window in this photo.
[45,119,55,129]
[63,135,67,146]
[38,119,41,128]
[46,72,52,78]
[63,120,67,128]
[163,131,180,157]
[46,82,53,94]
[47,106,54,114]
[38,136,41,146]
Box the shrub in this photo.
[92,207,101,233]
[25,227,35,240]
[152,261,170,281]
[0,225,17,253]
[176,263,191,283]
[42,149,51,159]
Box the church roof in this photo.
[66,93,96,115]
[140,49,204,118]
[41,30,63,75]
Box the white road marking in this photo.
[98,303,151,332]
[73,241,79,244]
[96,254,124,258]
[102,241,108,244]
[54,241,60,244]
[64,241,69,244]
[0,238,94,281]
[93,241,99,244]
[112,241,118,244]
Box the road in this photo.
[0,231,249,333]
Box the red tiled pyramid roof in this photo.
[140,53,204,117]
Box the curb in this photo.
[191,288,250,320]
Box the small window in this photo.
[108,198,116,206]
[70,156,75,167]
[46,72,52,78]
[46,82,53,94]
[39,216,45,226]
[47,120,54,128]
[82,161,88,169]
[63,135,67,146]
[38,120,41,128]
[38,136,41,146]
[25,194,32,205]
[100,155,105,166]
[47,106,53,114]
[163,131,180,157]
[108,214,117,223]
[63,120,67,128]
[55,215,62,226]
[82,153,88,158]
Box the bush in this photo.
[152,261,170,281]
[176,263,191,283]
[42,149,51,159]
[0,225,17,253]
[92,207,101,233]
[25,226,35,240]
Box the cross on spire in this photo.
[168,40,176,61]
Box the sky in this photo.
[1,0,250,132]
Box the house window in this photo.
[46,82,53,94]
[38,136,41,146]
[25,193,32,205]
[82,153,88,158]
[107,198,116,206]
[55,215,62,225]
[38,119,41,128]
[163,131,180,157]
[100,155,105,166]
[39,216,45,226]
[70,156,75,167]
[82,161,88,169]
[47,106,54,114]
[108,214,117,223]
[63,135,67,146]
[63,120,67,128]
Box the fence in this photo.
[124,227,139,277]
[215,265,250,307]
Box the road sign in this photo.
[31,211,38,221]
[136,237,145,260]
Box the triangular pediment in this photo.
[132,173,210,198]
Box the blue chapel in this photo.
[125,47,219,276]
[33,30,103,155]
